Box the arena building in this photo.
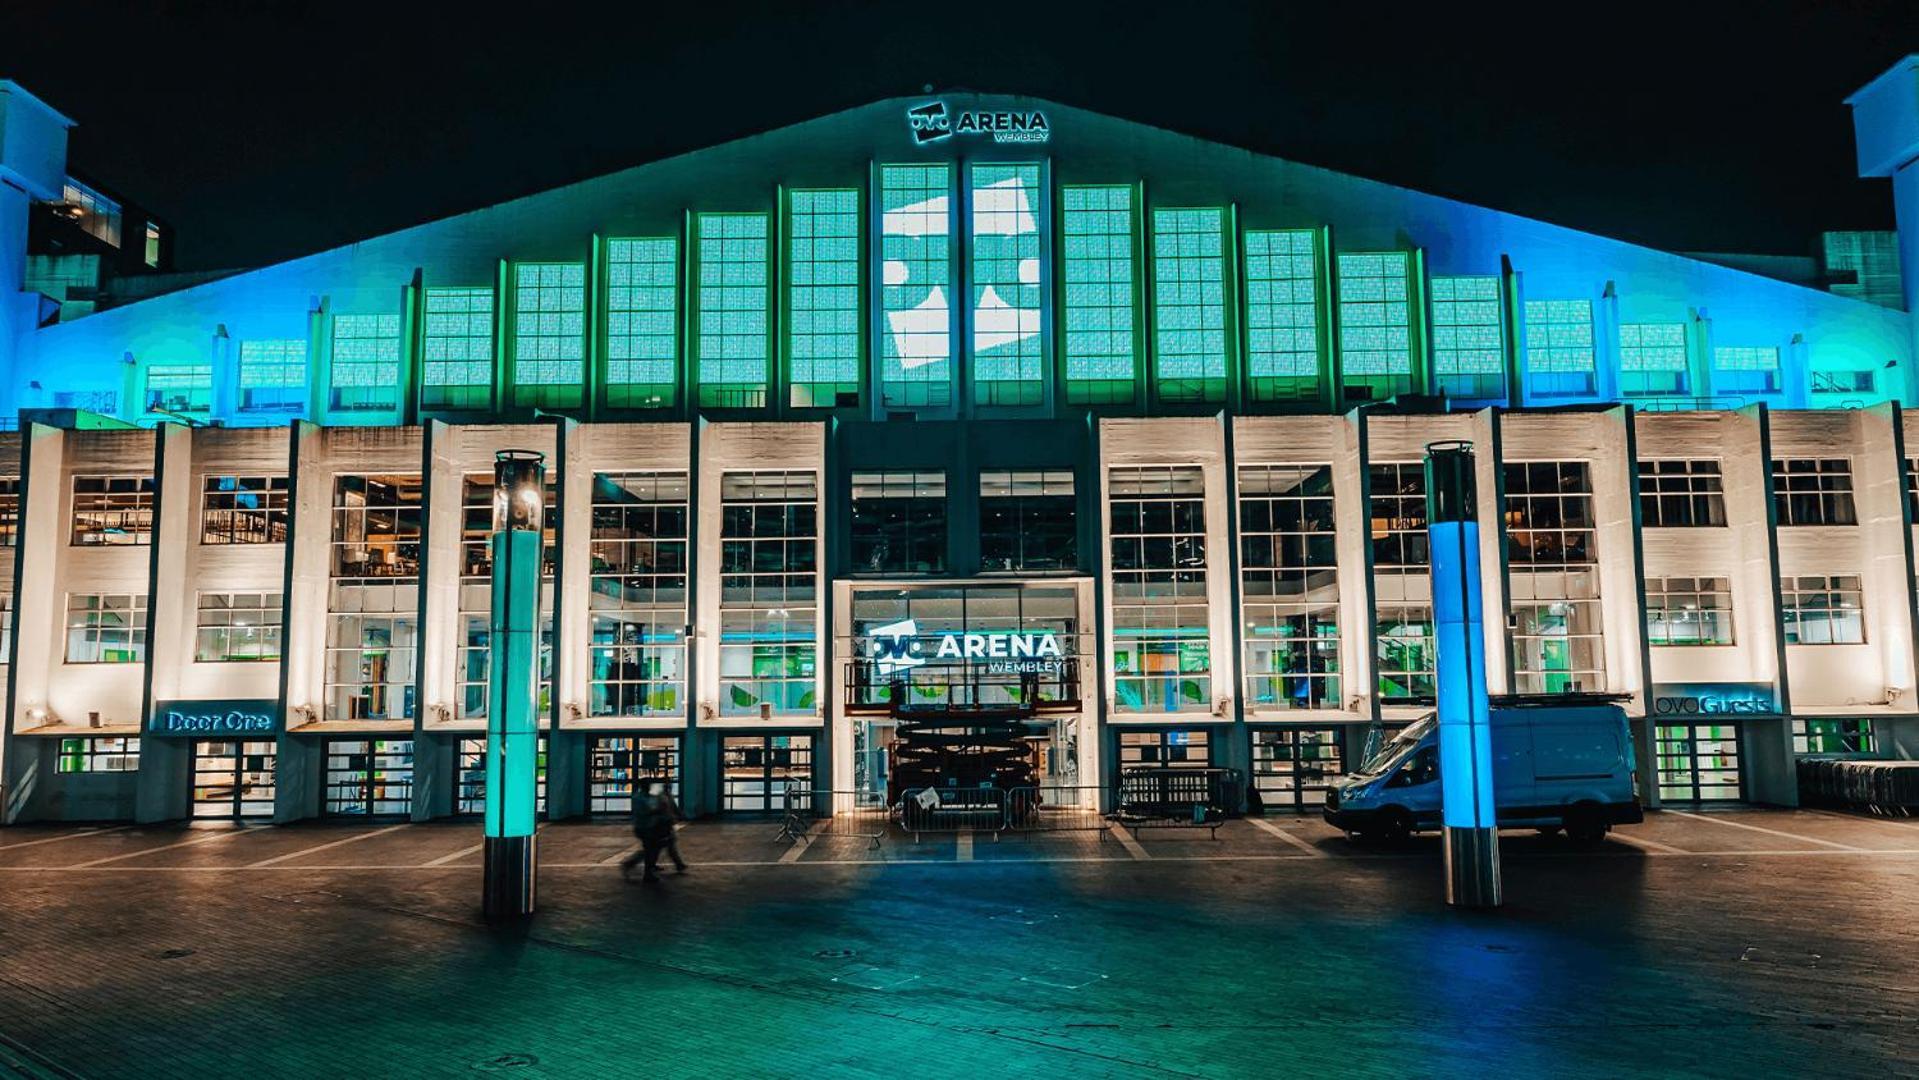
[2,63,1919,822]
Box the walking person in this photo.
[621,781,686,883]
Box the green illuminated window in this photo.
[1061,185,1136,405]
[329,313,402,413]
[1430,275,1505,401]
[1714,345,1780,396]
[1244,229,1320,403]
[512,263,586,410]
[421,286,494,411]
[1522,299,1596,396]
[606,237,679,410]
[879,165,952,409]
[238,339,307,414]
[1336,252,1414,401]
[695,213,770,409]
[971,163,1044,407]
[1618,322,1688,396]
[145,364,212,416]
[787,191,860,409]
[1152,208,1228,403]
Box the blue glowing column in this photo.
[1426,442,1501,908]
[483,450,545,919]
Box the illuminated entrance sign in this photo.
[867,618,1064,675]
[148,699,279,736]
[1651,683,1776,716]
[907,101,1051,145]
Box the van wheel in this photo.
[1564,805,1608,846]
[1375,808,1414,844]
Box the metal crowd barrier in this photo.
[776,786,890,849]
[1002,785,1110,835]
[898,786,1006,840]
[1109,767,1243,838]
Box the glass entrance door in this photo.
[588,735,682,813]
[1655,723,1742,802]
[192,740,277,818]
[720,734,813,812]
[456,735,548,816]
[1250,727,1343,812]
[323,738,414,816]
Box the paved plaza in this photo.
[0,809,1915,1078]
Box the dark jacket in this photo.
[632,791,679,841]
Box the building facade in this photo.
[3,73,1919,822]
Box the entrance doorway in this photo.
[322,738,414,817]
[455,735,548,817]
[720,734,814,812]
[1250,727,1344,812]
[588,735,682,813]
[1655,723,1743,802]
[192,740,277,819]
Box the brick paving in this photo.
[0,810,1914,1078]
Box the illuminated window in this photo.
[1780,575,1864,645]
[1811,369,1875,395]
[606,237,679,409]
[329,313,402,413]
[696,213,770,408]
[1713,345,1780,396]
[971,163,1044,406]
[327,475,422,721]
[1061,186,1136,405]
[201,475,291,544]
[70,475,153,545]
[1152,208,1228,403]
[1430,275,1505,401]
[1505,461,1604,694]
[1244,229,1320,403]
[144,364,212,417]
[1522,299,1596,396]
[1369,462,1433,703]
[143,221,161,268]
[58,179,121,248]
[1795,718,1873,754]
[65,593,147,663]
[1771,458,1856,526]
[589,473,688,718]
[512,263,586,410]
[1336,252,1414,401]
[195,592,284,662]
[1238,464,1340,710]
[787,191,861,408]
[457,473,556,721]
[1618,323,1688,396]
[0,477,18,546]
[718,471,818,716]
[238,339,307,413]
[58,737,140,773]
[879,165,952,409]
[422,286,494,411]
[1109,466,1211,712]
[1644,577,1733,646]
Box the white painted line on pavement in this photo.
[956,830,974,861]
[0,826,129,852]
[603,842,643,866]
[1660,809,1862,850]
[776,820,823,864]
[422,842,484,867]
[1246,815,1330,856]
[1610,831,1687,854]
[1107,822,1151,860]
[65,828,251,867]
[246,825,409,868]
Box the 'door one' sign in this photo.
[149,699,281,736]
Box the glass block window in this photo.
[1523,299,1596,396]
[1336,252,1415,398]
[1644,577,1734,646]
[238,339,307,413]
[787,192,861,408]
[719,471,819,716]
[329,313,402,413]
[1151,208,1228,403]
[1771,458,1856,526]
[511,262,586,410]
[605,237,679,409]
[421,286,494,411]
[1243,229,1320,403]
[1238,464,1340,711]
[1638,460,1726,528]
[1060,186,1136,405]
[1109,465,1211,713]
[589,473,688,719]
[194,591,284,662]
[971,163,1045,406]
[65,593,147,663]
[1618,323,1688,396]
[1369,462,1434,703]
[879,164,953,409]
[1430,275,1505,401]
[1714,345,1781,396]
[695,213,770,408]
[1780,575,1865,645]
[145,364,213,416]
[1505,461,1604,694]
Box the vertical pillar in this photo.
[1848,57,1919,406]
[485,450,544,919]
[1426,441,1500,909]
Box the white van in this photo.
[1322,699,1644,844]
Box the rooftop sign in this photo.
[908,101,1050,146]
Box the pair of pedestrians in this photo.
[620,782,687,883]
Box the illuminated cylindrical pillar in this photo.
[1425,441,1501,909]
[483,450,544,920]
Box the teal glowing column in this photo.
[483,449,545,919]
[1425,441,1501,908]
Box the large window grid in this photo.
[511,263,586,410]
[1151,208,1228,403]
[238,339,307,414]
[1644,577,1733,646]
[145,364,212,416]
[1060,185,1136,405]
[849,471,947,574]
[65,593,147,663]
[57,736,140,773]
[1771,458,1856,526]
[70,475,153,545]
[980,470,1076,572]
[589,473,688,719]
[1109,466,1211,713]
[788,191,862,408]
[971,163,1045,406]
[1239,465,1340,711]
[201,475,290,544]
[422,286,495,411]
[1793,718,1874,755]
[879,165,952,409]
[195,592,283,662]
[1505,461,1604,694]
[1430,275,1505,401]
[719,472,818,716]
[1638,460,1726,528]
[1243,229,1321,403]
[1779,575,1864,645]
[1336,252,1415,401]
[1617,323,1689,396]
[1522,299,1596,396]
[329,313,402,413]
[695,213,771,409]
[1370,463,1434,703]
[0,476,19,546]
[605,237,679,409]
[458,473,557,721]
[1713,345,1781,397]
[326,475,422,722]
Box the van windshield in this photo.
[1358,716,1436,775]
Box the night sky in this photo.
[2,1,1914,273]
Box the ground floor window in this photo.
[588,735,682,813]
[1792,718,1874,755]
[323,738,414,816]
[1655,723,1742,802]
[57,736,140,773]
[1250,728,1343,811]
[455,735,548,817]
[1117,728,1211,768]
[193,739,276,818]
[720,734,813,813]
